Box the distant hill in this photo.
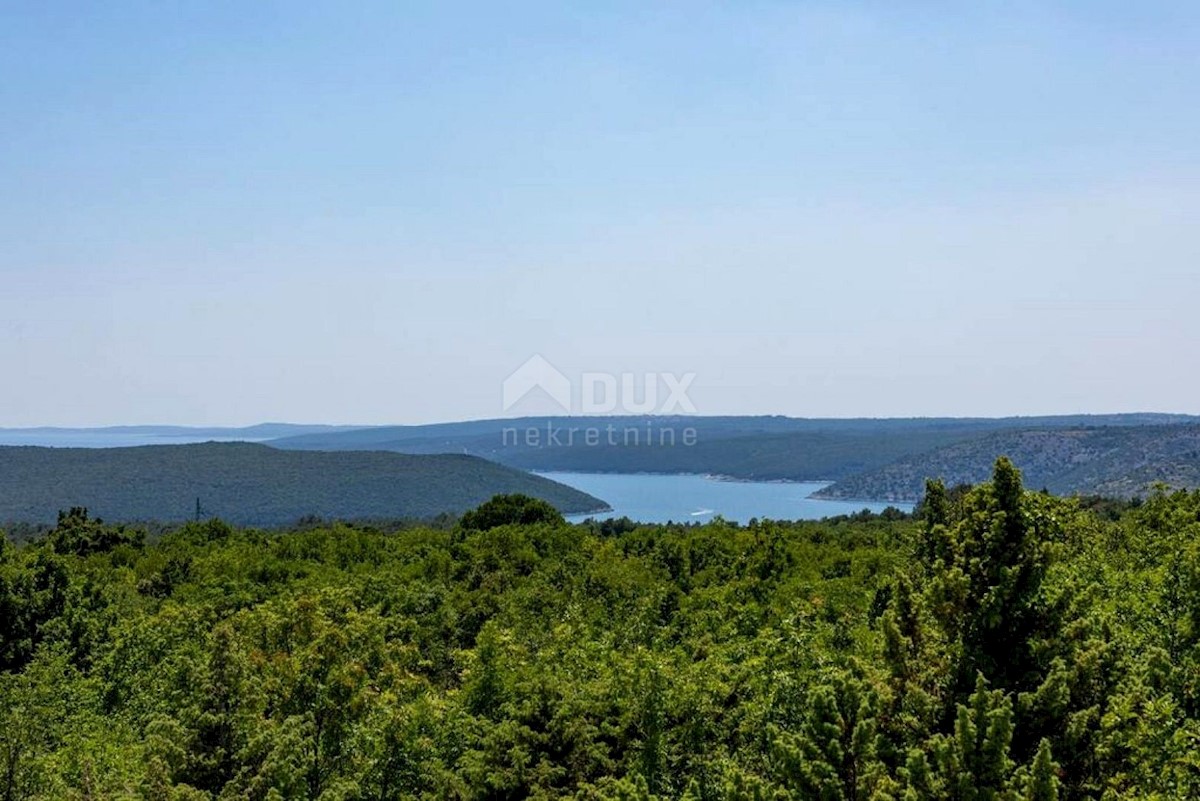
[268,414,1200,482]
[6,415,1198,508]
[815,425,1200,501]
[0,442,605,525]
[0,423,368,448]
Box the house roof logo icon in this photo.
[502,354,572,412]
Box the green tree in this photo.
[918,459,1060,705]
[459,493,565,531]
[46,507,143,557]
[772,671,888,800]
[1023,739,1058,801]
[926,674,1016,801]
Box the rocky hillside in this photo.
[814,425,1200,501]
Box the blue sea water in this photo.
[538,471,912,524]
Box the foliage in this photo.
[1,461,1199,798]
[458,494,565,531]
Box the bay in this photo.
[538,471,912,524]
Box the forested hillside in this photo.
[3,462,1199,798]
[267,414,1200,457]
[0,443,604,525]
[8,417,1200,503]
[817,425,1200,501]
[269,415,1200,493]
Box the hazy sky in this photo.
[3,2,1198,426]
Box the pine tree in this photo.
[1023,739,1058,801]
[187,623,248,793]
[636,659,666,796]
[927,673,1016,801]
[772,671,886,800]
[920,459,1059,703]
[918,479,954,568]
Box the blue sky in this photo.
[2,2,1198,425]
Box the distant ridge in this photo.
[5,415,1199,507]
[0,442,605,525]
[265,413,1200,486]
[0,423,369,448]
[815,425,1200,501]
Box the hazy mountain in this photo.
[0,423,369,448]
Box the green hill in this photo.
[269,413,1200,483]
[815,424,1200,501]
[0,442,605,525]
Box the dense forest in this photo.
[3,459,1199,799]
[0,443,604,526]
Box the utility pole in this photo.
[195,497,202,522]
